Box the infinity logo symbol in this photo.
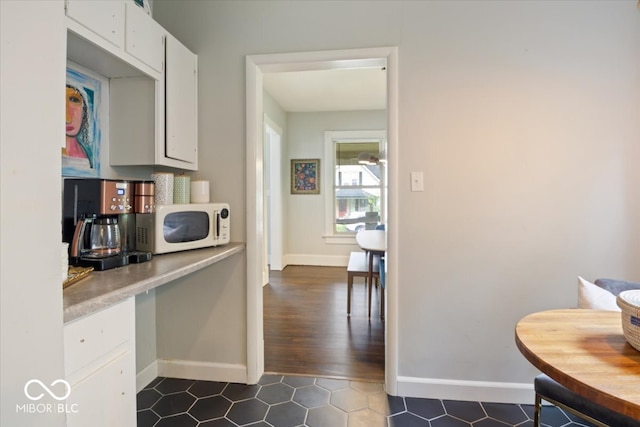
[24,379,71,401]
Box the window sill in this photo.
[323,235,358,245]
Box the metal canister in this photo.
[134,181,156,213]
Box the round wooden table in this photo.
[355,229,386,253]
[515,309,640,419]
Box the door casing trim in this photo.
[246,46,399,394]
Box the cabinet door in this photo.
[66,0,125,48]
[66,351,136,427]
[165,32,198,165]
[125,2,164,73]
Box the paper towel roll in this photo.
[191,180,210,204]
[173,175,191,204]
[151,172,174,205]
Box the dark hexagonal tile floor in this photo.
[137,375,593,427]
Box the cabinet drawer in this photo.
[66,0,125,49]
[64,298,134,375]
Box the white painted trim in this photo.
[385,47,399,396]
[157,359,248,384]
[397,376,535,405]
[280,255,291,270]
[285,254,350,267]
[251,49,388,73]
[136,360,159,393]
[323,235,360,245]
[246,56,264,384]
[246,46,399,392]
[265,115,284,272]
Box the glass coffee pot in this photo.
[71,216,121,259]
[85,217,121,258]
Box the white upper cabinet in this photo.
[65,0,199,171]
[66,0,161,81]
[109,29,198,170]
[66,0,125,49]
[125,2,164,73]
[165,32,198,165]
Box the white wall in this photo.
[154,0,640,398]
[154,255,247,382]
[395,1,640,389]
[264,92,287,136]
[286,110,386,265]
[1,2,67,426]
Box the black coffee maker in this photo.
[63,179,151,271]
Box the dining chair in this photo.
[368,224,385,289]
[371,224,385,317]
[346,251,380,317]
[534,374,637,427]
[378,255,385,319]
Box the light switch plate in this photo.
[410,171,424,192]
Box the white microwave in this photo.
[135,203,230,254]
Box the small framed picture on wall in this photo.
[291,159,320,194]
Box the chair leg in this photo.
[368,277,372,318]
[534,393,541,427]
[380,282,385,320]
[347,273,353,316]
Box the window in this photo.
[324,130,386,241]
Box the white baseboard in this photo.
[397,376,535,405]
[138,362,534,404]
[156,359,248,384]
[285,254,349,267]
[136,361,159,393]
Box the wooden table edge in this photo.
[515,309,640,420]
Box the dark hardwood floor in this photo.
[263,265,385,382]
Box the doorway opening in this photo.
[264,265,385,381]
[246,47,398,394]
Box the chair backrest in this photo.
[375,224,385,230]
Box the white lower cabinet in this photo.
[64,298,136,427]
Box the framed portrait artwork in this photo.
[63,62,104,177]
[291,159,320,194]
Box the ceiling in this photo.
[262,67,387,113]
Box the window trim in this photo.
[323,130,386,243]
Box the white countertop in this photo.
[63,243,245,323]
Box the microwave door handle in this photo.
[214,210,220,240]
